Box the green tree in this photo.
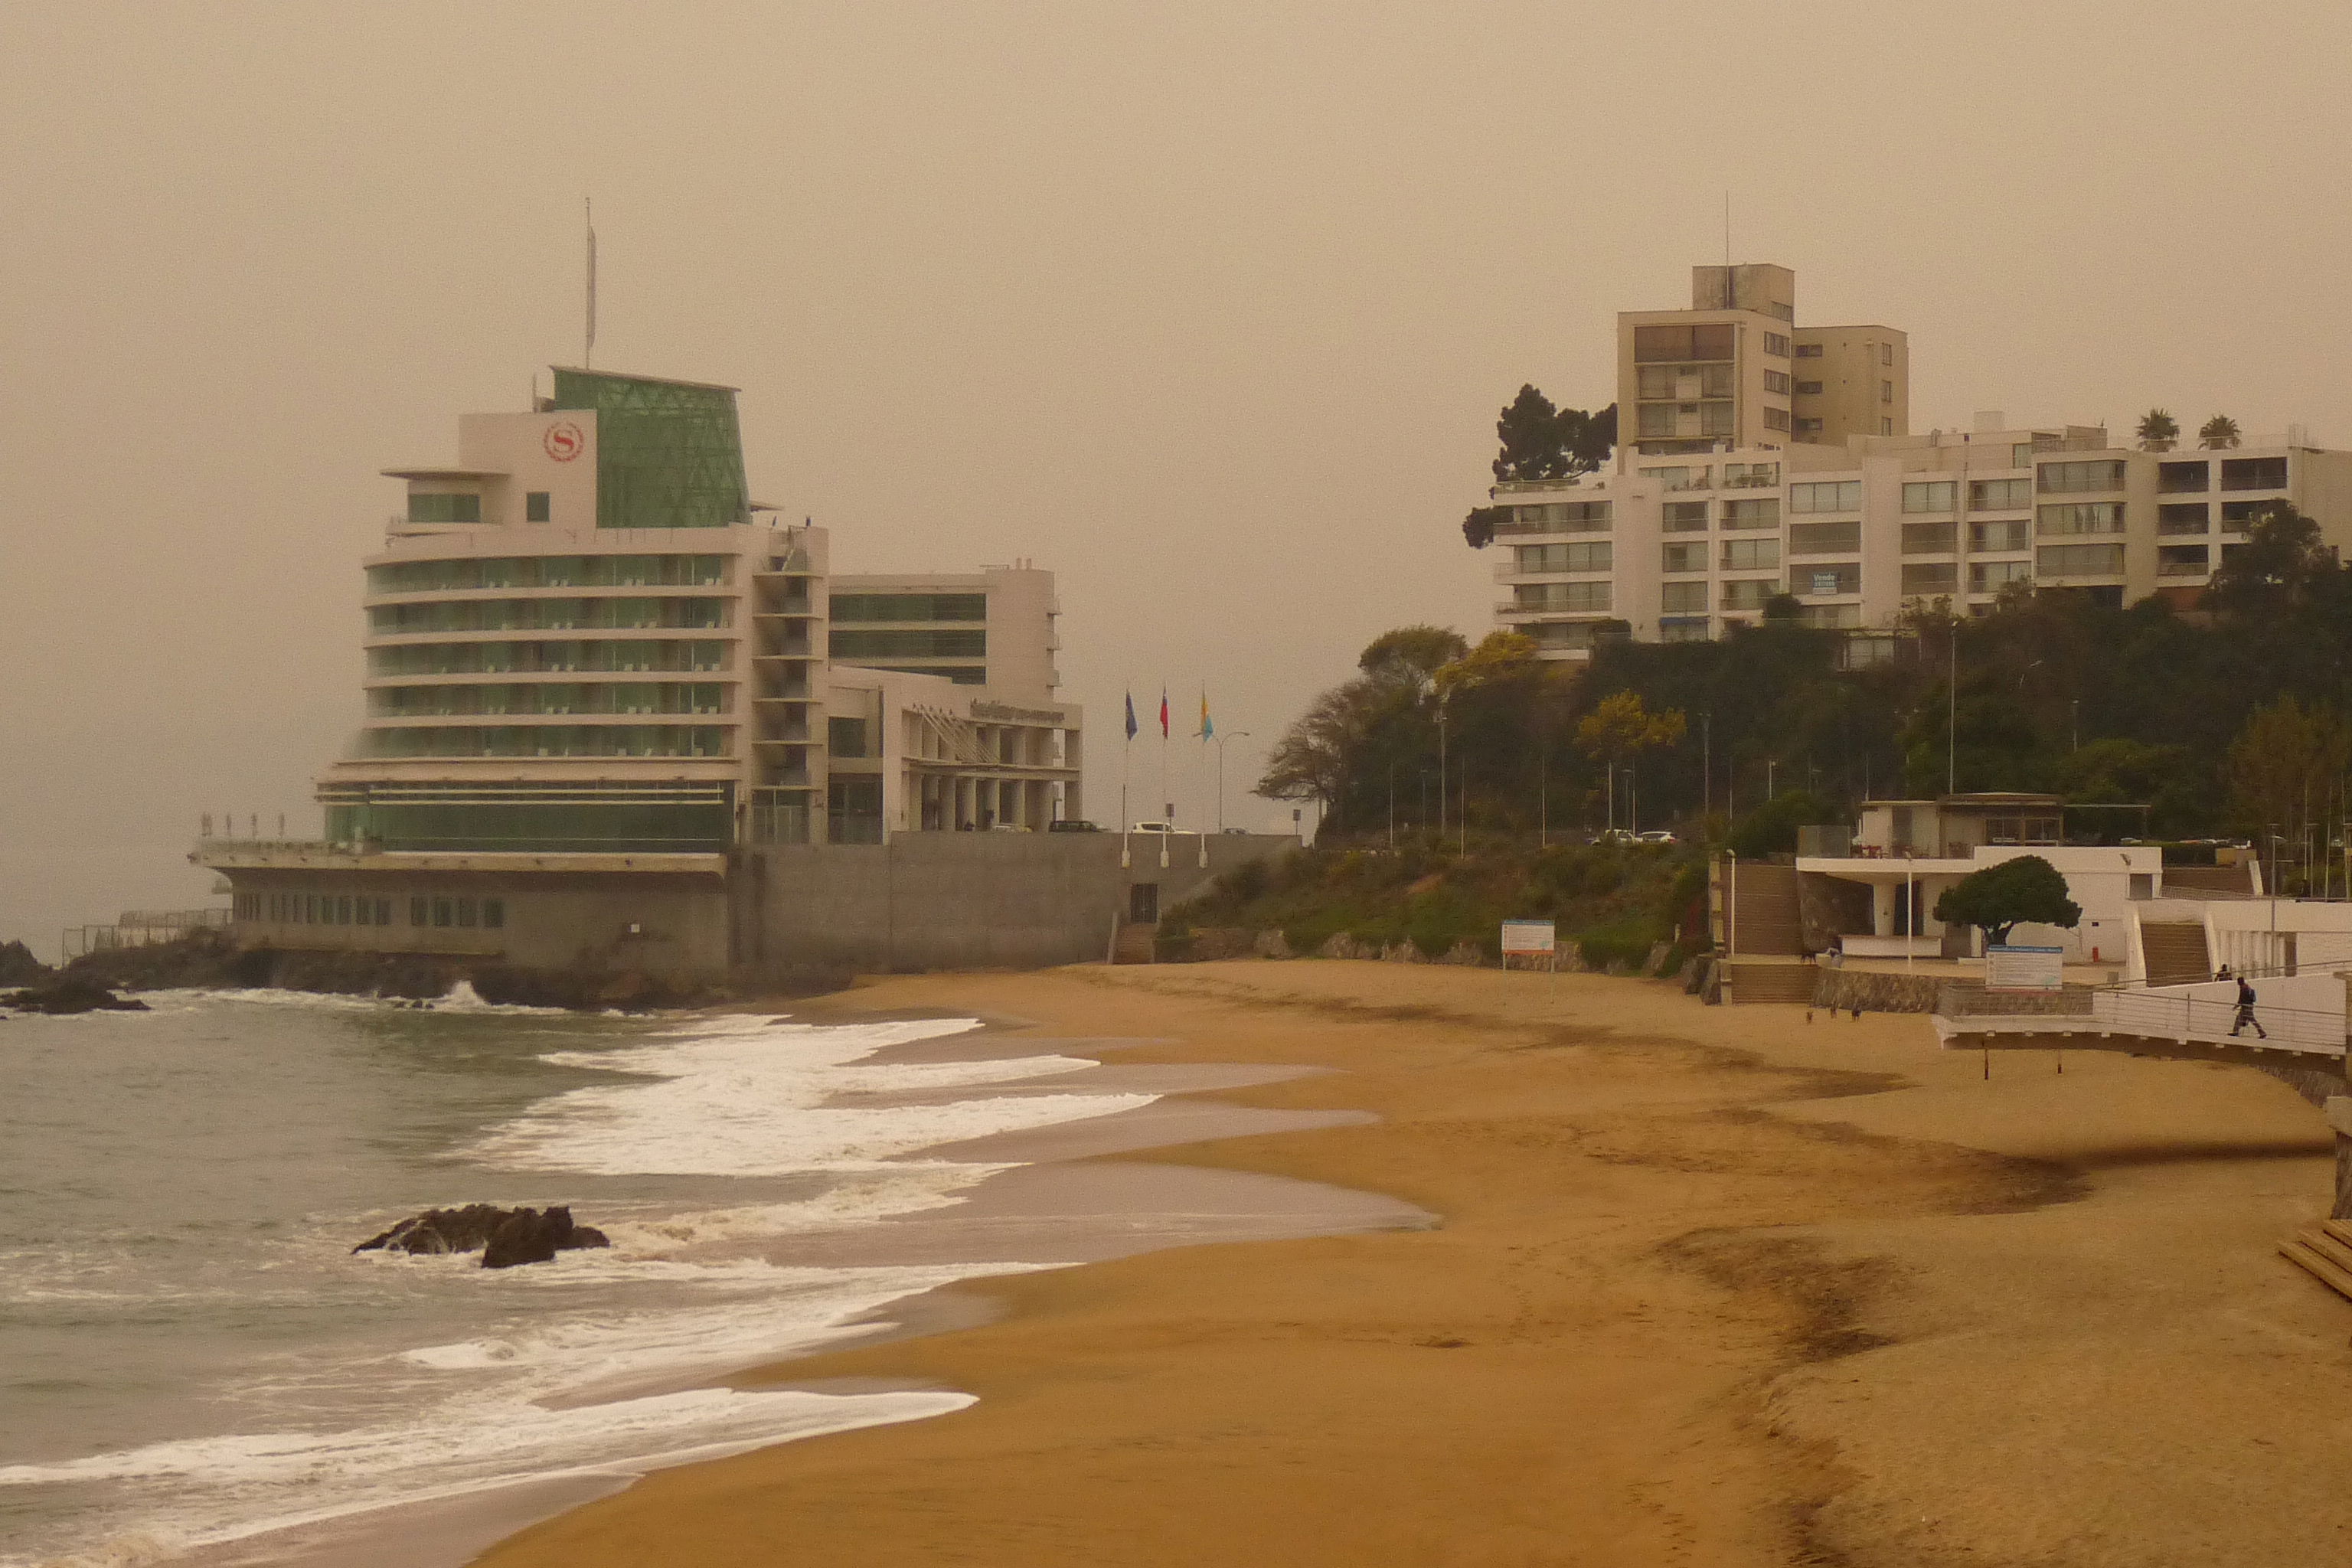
[2198,414,2242,449]
[2225,696,2350,889]
[1762,591,1805,624]
[1361,626,1469,689]
[1461,505,1507,549]
[1726,787,1832,858]
[1557,403,1617,475]
[2136,408,2180,451]
[1491,386,1614,482]
[1576,690,1687,831]
[1494,384,1568,482]
[2203,501,2337,619]
[1933,855,2082,946]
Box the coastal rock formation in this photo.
[2,979,150,1014]
[0,939,51,988]
[60,928,250,992]
[354,1204,610,1269]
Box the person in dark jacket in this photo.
[2229,975,2267,1038]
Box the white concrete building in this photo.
[1491,264,2352,661]
[320,368,1083,851]
[1795,794,2158,963]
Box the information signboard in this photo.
[1500,920,1557,954]
[1985,944,2065,991]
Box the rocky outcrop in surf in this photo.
[2,979,150,1014]
[354,1204,612,1269]
[0,939,51,988]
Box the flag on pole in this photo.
[1158,690,1170,738]
[1198,691,1212,740]
[1124,692,1137,740]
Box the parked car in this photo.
[1589,828,1639,845]
[1637,829,1678,846]
[1047,818,1100,833]
[1131,821,1178,834]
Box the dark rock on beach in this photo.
[2,979,150,1014]
[354,1204,611,1269]
[0,939,52,988]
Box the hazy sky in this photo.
[6,2,2351,955]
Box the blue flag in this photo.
[1124,692,1137,740]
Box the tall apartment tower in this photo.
[1619,264,1909,456]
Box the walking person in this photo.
[2229,974,2268,1039]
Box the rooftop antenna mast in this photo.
[584,198,597,370]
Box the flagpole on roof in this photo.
[1122,689,1135,869]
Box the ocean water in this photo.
[0,993,1152,1566]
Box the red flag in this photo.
[1158,690,1169,738]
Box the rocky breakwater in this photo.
[354,1204,612,1269]
[2,978,149,1015]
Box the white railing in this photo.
[2090,983,2346,1053]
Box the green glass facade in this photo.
[322,782,733,853]
[550,370,749,530]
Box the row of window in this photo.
[830,629,987,659]
[1663,540,1782,573]
[2158,500,2277,533]
[361,725,731,759]
[369,598,730,634]
[371,682,730,717]
[828,593,988,622]
[1506,501,1612,531]
[1659,498,1780,531]
[2156,457,2289,492]
[1515,542,1612,573]
[1637,364,1736,400]
[368,639,730,676]
[1632,324,1735,362]
[1513,582,1612,613]
[1638,461,1779,489]
[1903,521,2032,554]
[366,555,730,594]
[236,891,508,929]
[1635,402,1736,439]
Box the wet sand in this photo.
[468,960,2352,1568]
[173,1004,1423,1568]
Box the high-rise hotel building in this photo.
[1491,265,2352,658]
[316,368,1083,851]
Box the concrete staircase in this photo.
[2164,864,2259,897]
[1728,864,1805,956]
[1110,922,1158,965]
[1721,960,1817,1005]
[2140,921,2211,986]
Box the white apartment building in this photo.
[1491,263,2352,658]
[1494,418,2352,658]
[322,368,1083,848]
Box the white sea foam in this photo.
[2,1012,1140,1567]
[473,1015,1152,1176]
[0,1386,973,1557]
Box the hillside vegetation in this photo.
[1165,834,1706,970]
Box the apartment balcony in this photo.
[2220,459,2290,491]
[1498,601,1610,619]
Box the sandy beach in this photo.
[466,959,2351,1567]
